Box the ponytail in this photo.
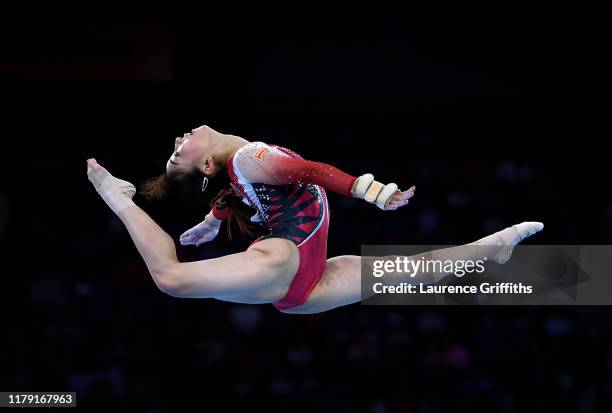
[140,174,171,200]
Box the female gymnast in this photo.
[86,125,543,314]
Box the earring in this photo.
[201,176,209,192]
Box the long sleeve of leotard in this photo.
[232,142,357,196]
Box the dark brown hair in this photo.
[140,169,255,240]
[140,174,172,200]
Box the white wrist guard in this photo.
[352,173,399,209]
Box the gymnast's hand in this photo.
[384,185,416,210]
[352,173,416,210]
[86,158,136,214]
[179,212,222,246]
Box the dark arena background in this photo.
[1,14,609,412]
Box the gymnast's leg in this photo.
[281,222,543,314]
[87,159,299,301]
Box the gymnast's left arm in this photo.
[236,144,415,210]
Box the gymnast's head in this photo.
[165,124,223,179]
[140,124,225,201]
[140,124,254,237]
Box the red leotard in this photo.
[225,142,354,310]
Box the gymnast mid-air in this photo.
[86,125,543,314]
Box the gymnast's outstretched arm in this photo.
[233,143,416,210]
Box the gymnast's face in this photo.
[166,125,213,177]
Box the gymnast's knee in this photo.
[153,263,191,298]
